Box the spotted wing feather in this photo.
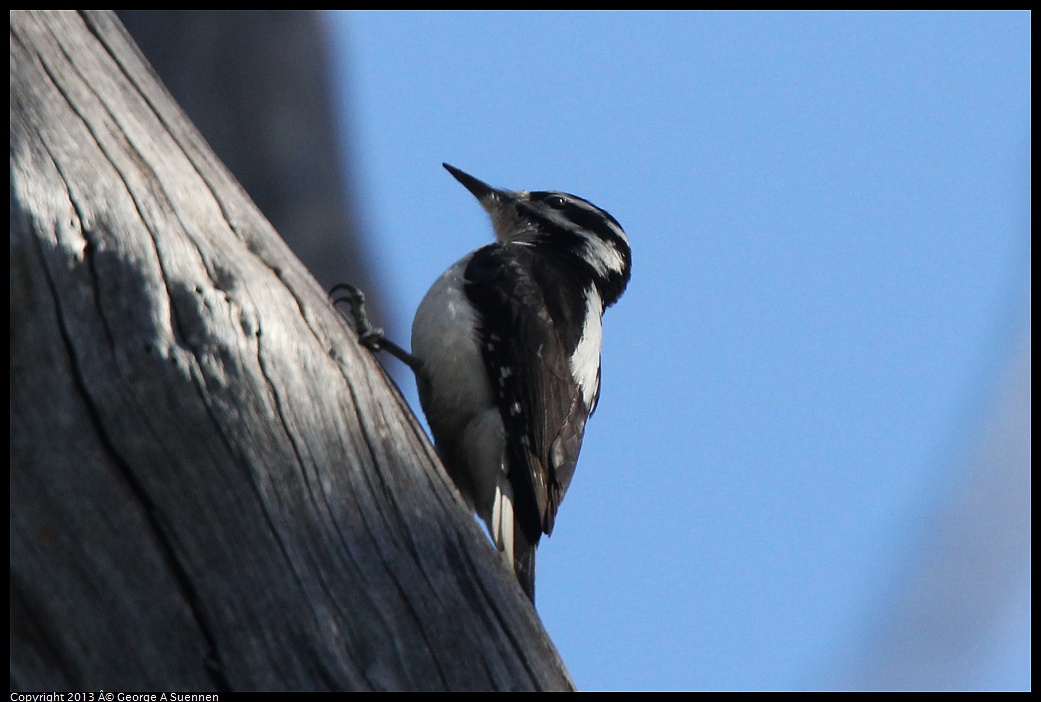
[464,244,591,541]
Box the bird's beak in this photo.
[443,163,505,206]
[444,163,522,243]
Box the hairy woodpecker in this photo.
[408,164,631,602]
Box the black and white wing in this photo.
[464,243,599,595]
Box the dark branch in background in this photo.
[117,11,376,293]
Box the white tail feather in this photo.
[490,479,515,572]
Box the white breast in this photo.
[411,255,508,525]
[411,254,496,427]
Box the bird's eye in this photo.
[547,195,567,208]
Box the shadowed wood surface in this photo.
[10,10,573,691]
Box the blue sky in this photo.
[327,11,1030,691]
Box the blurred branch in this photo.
[117,10,378,295]
[833,302,1031,691]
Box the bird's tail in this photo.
[491,480,538,602]
[513,530,536,602]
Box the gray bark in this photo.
[10,10,573,692]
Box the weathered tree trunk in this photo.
[10,10,573,691]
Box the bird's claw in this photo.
[330,282,423,373]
